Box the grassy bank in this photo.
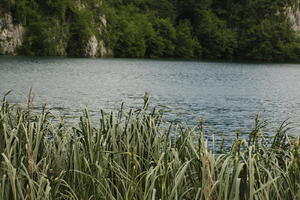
[0,95,299,200]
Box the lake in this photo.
[1,56,300,141]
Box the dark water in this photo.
[1,56,300,140]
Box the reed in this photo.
[0,94,299,200]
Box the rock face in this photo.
[83,30,112,57]
[287,8,300,32]
[84,35,112,57]
[98,40,112,57]
[83,14,112,57]
[84,35,99,57]
[0,12,25,55]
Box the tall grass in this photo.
[0,94,299,200]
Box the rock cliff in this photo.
[0,11,24,55]
[287,8,300,32]
[84,35,112,57]
[83,15,112,57]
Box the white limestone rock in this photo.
[0,12,24,55]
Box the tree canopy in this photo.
[2,0,300,61]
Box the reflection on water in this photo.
[1,56,300,141]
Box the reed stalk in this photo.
[0,94,299,199]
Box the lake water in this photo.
[1,56,300,141]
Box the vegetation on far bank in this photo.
[0,94,300,199]
[1,0,300,61]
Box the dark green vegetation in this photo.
[1,94,300,199]
[1,0,300,61]
[2,0,106,56]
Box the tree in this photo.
[152,18,176,57]
[175,20,199,58]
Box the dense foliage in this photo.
[0,95,300,199]
[1,0,300,61]
[2,0,106,56]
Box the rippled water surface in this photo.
[1,56,300,139]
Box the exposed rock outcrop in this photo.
[84,35,112,57]
[0,11,25,55]
[83,14,112,57]
[84,35,99,57]
[287,8,300,32]
[98,40,112,57]
[75,0,86,10]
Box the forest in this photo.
[2,0,300,61]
